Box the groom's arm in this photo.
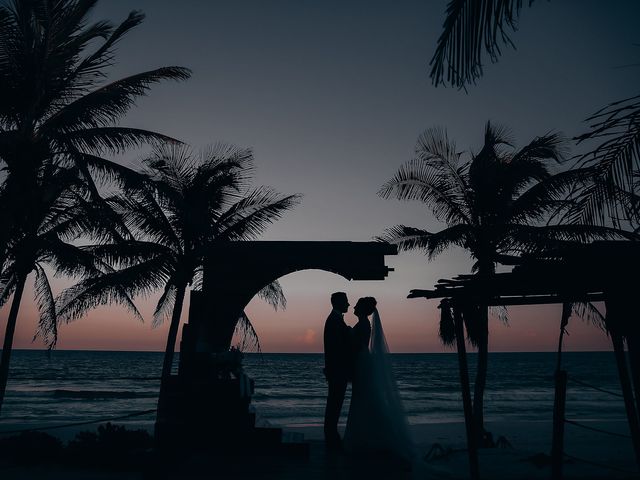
[324,317,339,374]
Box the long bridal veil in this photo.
[370,309,414,458]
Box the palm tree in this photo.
[0,162,135,415]
[379,122,626,441]
[0,0,191,269]
[55,143,301,387]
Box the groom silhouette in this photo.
[323,291,353,450]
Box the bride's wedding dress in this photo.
[343,309,414,462]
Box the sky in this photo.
[2,0,639,353]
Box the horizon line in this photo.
[7,348,615,354]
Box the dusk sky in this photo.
[3,0,639,353]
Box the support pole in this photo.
[627,334,640,430]
[551,302,570,480]
[551,370,567,480]
[453,305,480,480]
[611,331,640,471]
[606,297,640,472]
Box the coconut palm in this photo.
[55,143,302,387]
[379,122,627,441]
[0,162,135,415]
[0,0,191,269]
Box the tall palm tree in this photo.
[0,162,134,415]
[0,0,191,269]
[55,143,302,387]
[379,122,626,441]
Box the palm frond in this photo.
[43,68,191,133]
[152,282,176,328]
[215,189,302,241]
[76,152,143,189]
[490,305,509,325]
[378,157,471,225]
[83,240,173,270]
[505,224,636,255]
[430,0,531,88]
[256,280,287,311]
[61,127,179,154]
[55,256,171,324]
[106,194,181,251]
[0,266,17,308]
[438,301,456,347]
[40,238,108,279]
[571,301,606,331]
[234,311,261,353]
[575,95,640,226]
[508,167,594,223]
[71,10,143,84]
[377,224,472,258]
[33,263,58,349]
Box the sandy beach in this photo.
[1,419,636,479]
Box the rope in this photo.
[0,408,156,435]
[568,377,624,398]
[564,418,631,439]
[563,452,638,475]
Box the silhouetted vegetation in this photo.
[0,430,64,465]
[0,0,190,415]
[53,143,301,387]
[66,423,153,469]
[574,96,640,232]
[0,424,152,470]
[431,0,639,232]
[430,0,537,88]
[379,122,629,442]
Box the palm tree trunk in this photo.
[473,306,489,445]
[160,283,187,387]
[0,274,27,417]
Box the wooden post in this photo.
[551,303,570,480]
[551,370,567,480]
[611,331,640,470]
[453,305,480,480]
[627,335,640,428]
[606,298,640,471]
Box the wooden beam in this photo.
[409,289,605,306]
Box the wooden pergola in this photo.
[408,241,640,480]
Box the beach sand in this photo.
[0,420,636,479]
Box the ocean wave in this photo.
[51,389,156,399]
[10,376,160,382]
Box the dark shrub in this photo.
[0,431,64,464]
[66,423,153,469]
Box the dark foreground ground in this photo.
[0,421,637,479]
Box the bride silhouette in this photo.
[343,297,414,464]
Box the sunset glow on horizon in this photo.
[6,261,613,354]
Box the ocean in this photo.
[0,351,627,431]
